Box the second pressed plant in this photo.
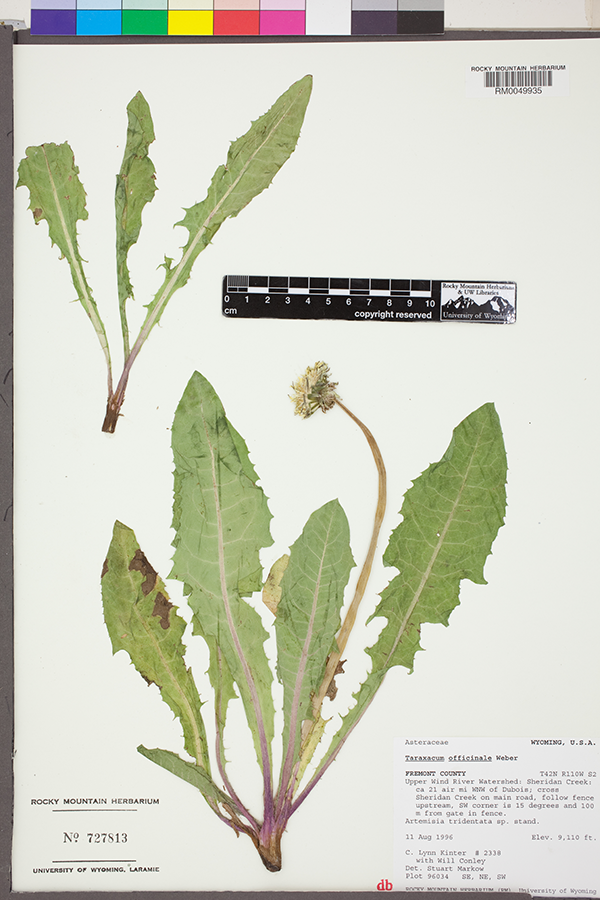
[17,76,312,432]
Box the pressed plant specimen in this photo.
[16,76,312,432]
[101,363,508,872]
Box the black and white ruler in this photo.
[222,276,516,324]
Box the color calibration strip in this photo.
[31,0,444,36]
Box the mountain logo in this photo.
[442,293,515,323]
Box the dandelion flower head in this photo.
[290,361,339,418]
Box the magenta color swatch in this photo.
[259,9,304,33]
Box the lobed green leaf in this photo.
[115,92,157,336]
[317,403,507,768]
[16,142,111,372]
[372,401,507,672]
[169,371,275,771]
[275,500,355,761]
[138,745,240,814]
[138,74,313,337]
[101,520,210,772]
[17,141,88,258]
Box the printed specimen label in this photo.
[394,737,599,893]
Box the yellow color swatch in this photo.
[168,9,213,33]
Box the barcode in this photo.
[485,70,553,88]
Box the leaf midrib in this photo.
[384,427,484,669]
[129,581,205,768]
[287,517,332,752]
[131,86,307,360]
[41,145,112,389]
[199,398,272,781]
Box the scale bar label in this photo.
[223,277,516,324]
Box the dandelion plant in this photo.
[101,363,507,871]
[16,76,312,433]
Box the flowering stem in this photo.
[289,393,387,796]
[314,399,387,707]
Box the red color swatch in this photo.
[213,9,259,33]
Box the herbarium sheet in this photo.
[12,38,600,892]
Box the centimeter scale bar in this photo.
[222,276,517,324]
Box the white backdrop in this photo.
[12,39,600,891]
